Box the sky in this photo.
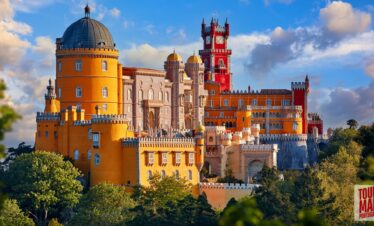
[1,0,374,147]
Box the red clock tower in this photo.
[199,18,232,92]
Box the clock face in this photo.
[206,36,211,44]
[216,36,224,44]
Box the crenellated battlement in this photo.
[73,120,92,126]
[260,134,308,142]
[36,112,60,122]
[91,114,128,124]
[291,82,306,90]
[122,137,195,148]
[199,182,260,190]
[205,126,226,132]
[240,144,278,152]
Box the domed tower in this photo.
[55,5,122,117]
[185,53,206,129]
[164,51,185,129]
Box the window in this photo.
[165,92,169,102]
[139,90,143,101]
[102,60,108,71]
[238,99,244,107]
[58,88,61,98]
[94,153,100,165]
[87,150,92,160]
[76,103,81,110]
[209,90,215,95]
[252,99,257,106]
[87,129,92,139]
[219,112,224,117]
[161,152,168,165]
[161,170,166,178]
[57,61,62,72]
[266,99,272,106]
[223,99,229,106]
[293,122,298,131]
[159,91,163,101]
[127,106,131,113]
[147,170,153,180]
[54,131,58,138]
[282,99,290,106]
[75,60,82,71]
[188,170,192,181]
[205,112,209,117]
[45,131,49,138]
[188,152,195,165]
[102,104,107,112]
[127,89,132,100]
[175,152,181,165]
[209,136,213,142]
[74,150,79,160]
[218,59,225,67]
[76,87,82,98]
[102,87,108,98]
[148,152,154,165]
[148,89,154,100]
[174,170,180,179]
[93,133,100,148]
[209,100,213,107]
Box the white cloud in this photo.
[10,0,58,12]
[320,1,371,36]
[109,8,120,18]
[32,36,55,68]
[123,20,134,29]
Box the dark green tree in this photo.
[346,119,358,130]
[0,199,34,226]
[70,183,136,226]
[3,151,83,225]
[1,142,34,170]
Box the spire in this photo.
[211,17,214,24]
[202,18,205,25]
[84,4,90,18]
[45,78,56,100]
[305,75,309,82]
[225,17,228,24]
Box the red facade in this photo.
[199,18,232,92]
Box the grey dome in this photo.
[61,16,115,49]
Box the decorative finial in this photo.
[202,18,205,24]
[225,17,228,24]
[48,78,52,86]
[84,4,90,18]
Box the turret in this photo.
[44,78,60,113]
[225,18,230,36]
[201,18,206,38]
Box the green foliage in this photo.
[0,199,34,226]
[70,183,136,226]
[319,128,358,161]
[219,198,284,226]
[217,169,244,184]
[48,218,63,226]
[357,124,374,181]
[0,81,21,157]
[294,209,328,226]
[3,151,83,225]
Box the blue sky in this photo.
[2,0,374,146]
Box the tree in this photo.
[294,209,328,226]
[0,80,21,157]
[130,174,192,225]
[0,199,34,226]
[346,119,358,130]
[1,142,34,170]
[318,143,361,225]
[3,151,83,225]
[70,183,136,226]
[219,197,284,226]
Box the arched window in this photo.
[74,150,79,160]
[102,60,108,71]
[102,104,107,112]
[58,88,61,98]
[161,170,166,178]
[127,89,132,100]
[94,153,100,165]
[188,170,192,181]
[139,90,143,101]
[148,89,154,100]
[147,170,153,180]
[57,61,62,72]
[223,99,229,106]
[174,170,179,179]
[238,99,244,107]
[87,150,92,160]
[293,122,298,131]
[76,87,82,98]
[165,92,169,102]
[159,91,163,101]
[102,87,108,98]
[266,99,272,106]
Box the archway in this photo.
[248,160,264,183]
[202,161,211,177]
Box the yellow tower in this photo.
[55,5,121,118]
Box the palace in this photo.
[35,6,323,198]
